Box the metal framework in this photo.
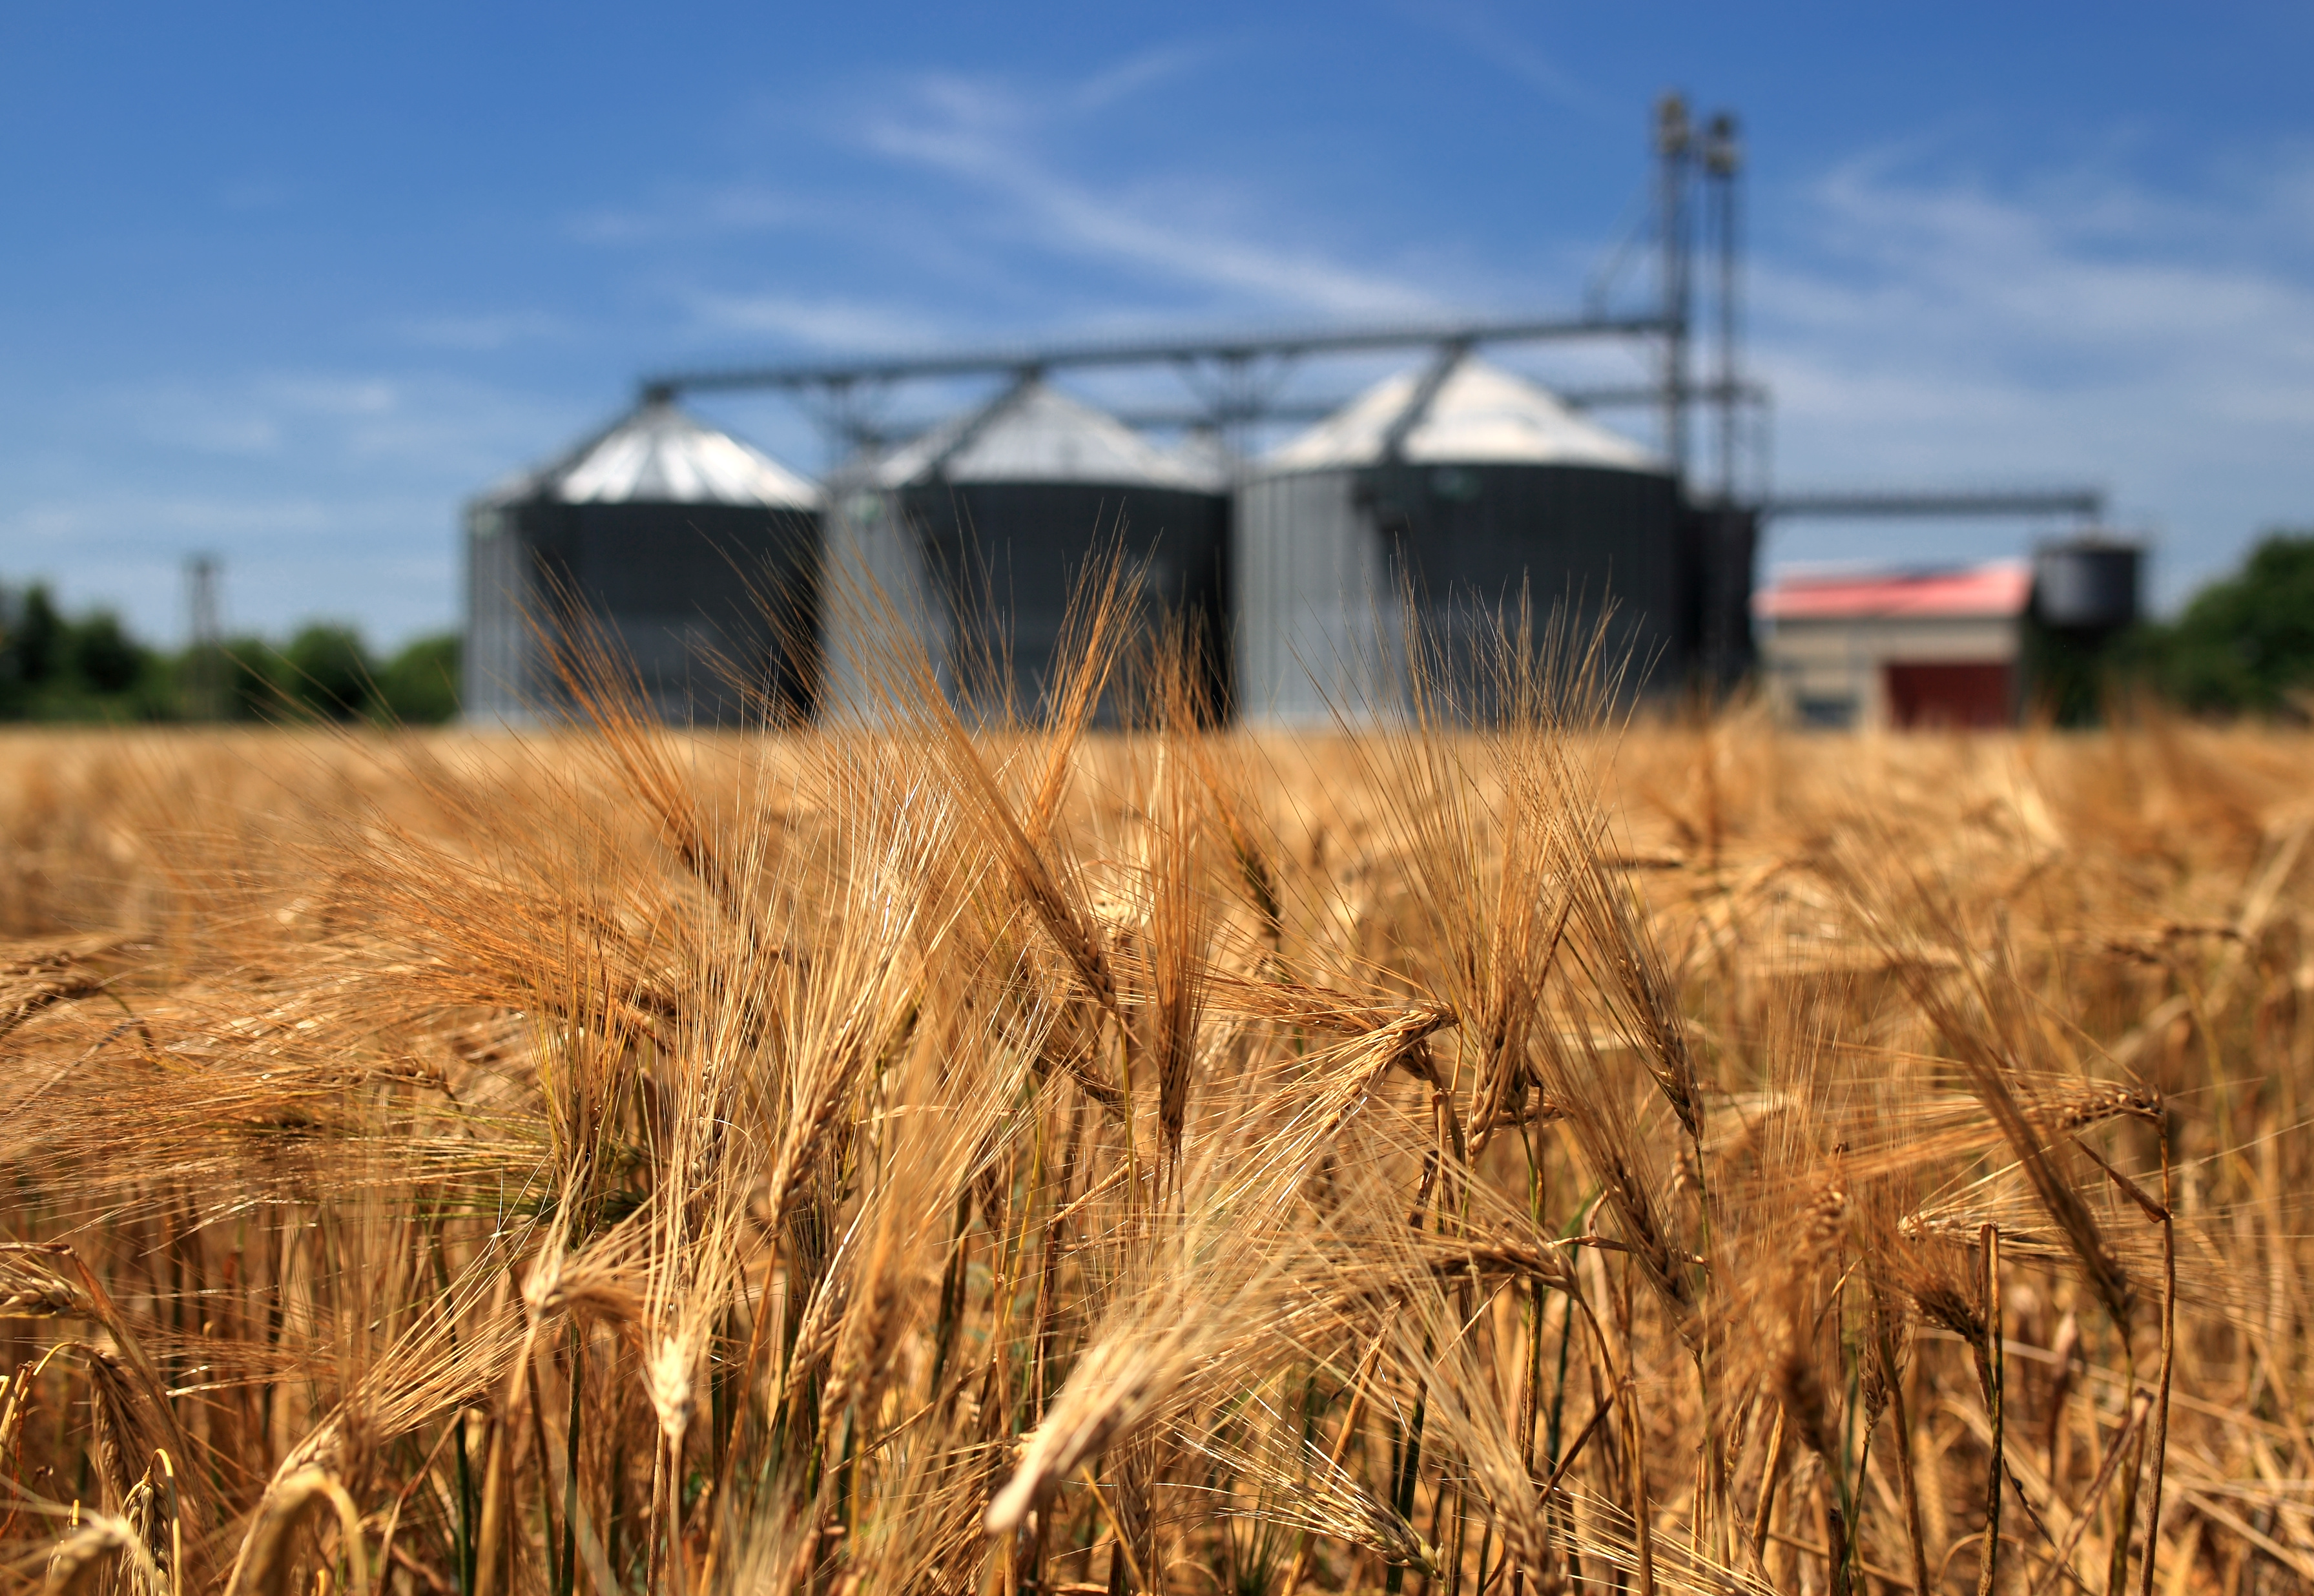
[639,311,1698,468]
[635,96,1770,488]
[1763,488,2105,521]
[631,94,2089,525]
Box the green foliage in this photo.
[223,636,289,721]
[0,585,170,721]
[375,633,462,725]
[3,586,65,687]
[71,612,145,695]
[0,583,462,724]
[280,624,375,722]
[2142,532,2314,715]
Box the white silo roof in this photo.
[879,382,1210,490]
[1167,430,1234,493]
[535,400,819,508]
[1261,358,1659,474]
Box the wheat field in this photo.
[3,623,2313,1596]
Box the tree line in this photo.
[0,584,459,725]
[2129,530,2314,716]
[2,528,2308,726]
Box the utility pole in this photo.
[183,553,224,720]
[1656,93,1694,484]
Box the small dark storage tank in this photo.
[2033,538,2142,633]
[2025,535,2144,727]
[836,381,1229,723]
[464,400,821,725]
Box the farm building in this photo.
[1757,561,2034,729]
[1757,539,2142,730]
[1234,356,1748,725]
[463,399,821,726]
[822,380,1230,723]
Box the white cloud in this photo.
[18,372,594,643]
[566,183,816,246]
[683,292,949,351]
[1749,145,2314,603]
[851,65,1439,318]
[1385,1,1613,120]
[1066,41,1216,114]
[3,492,457,647]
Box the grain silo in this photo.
[462,398,820,725]
[1235,355,1689,724]
[823,380,1229,723]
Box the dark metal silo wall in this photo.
[901,481,1230,723]
[1682,504,1757,694]
[1370,462,1689,710]
[512,501,821,725]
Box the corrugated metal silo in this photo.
[825,380,1230,723]
[462,399,821,725]
[1236,357,1688,723]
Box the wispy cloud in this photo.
[107,372,551,469]
[683,292,949,351]
[849,60,1439,318]
[1066,41,1217,114]
[3,490,457,644]
[1386,1,1613,120]
[1750,144,2314,596]
[567,183,814,245]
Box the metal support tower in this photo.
[183,553,225,720]
[1702,110,1743,503]
[1656,93,1693,482]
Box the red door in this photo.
[1883,661,2014,729]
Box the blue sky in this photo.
[5,2,2311,647]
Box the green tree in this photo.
[374,632,460,725]
[70,612,147,695]
[280,624,376,723]
[224,637,286,721]
[2,585,65,689]
[2151,532,2314,714]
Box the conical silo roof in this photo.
[878,381,1210,490]
[519,399,819,508]
[1166,430,1234,493]
[1261,358,1658,474]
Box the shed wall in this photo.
[1763,613,2022,729]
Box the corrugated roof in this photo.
[1260,358,1660,474]
[878,382,1212,490]
[511,400,819,508]
[1756,561,2033,621]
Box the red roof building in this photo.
[1756,560,2033,729]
